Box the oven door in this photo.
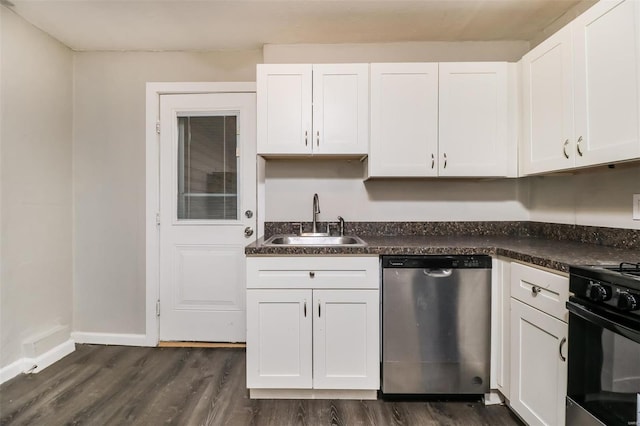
[566,298,640,426]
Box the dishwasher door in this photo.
[382,257,491,395]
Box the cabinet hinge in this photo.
[156,213,161,226]
[156,300,160,317]
[156,121,160,134]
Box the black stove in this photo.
[569,262,640,318]
[566,262,640,426]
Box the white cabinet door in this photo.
[573,0,640,167]
[510,299,568,426]
[246,289,313,389]
[312,289,380,390]
[438,62,509,177]
[521,26,575,175]
[257,64,312,155]
[369,63,439,177]
[313,64,369,155]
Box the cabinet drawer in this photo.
[247,256,379,289]
[511,262,569,322]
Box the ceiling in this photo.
[5,0,586,51]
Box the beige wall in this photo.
[73,50,261,334]
[264,41,529,64]
[527,164,640,229]
[265,160,529,222]
[0,7,73,368]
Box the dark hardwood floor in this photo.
[0,345,523,425]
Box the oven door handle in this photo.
[567,300,640,344]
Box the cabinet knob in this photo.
[531,286,541,297]
[309,271,315,278]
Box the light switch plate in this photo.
[634,194,640,220]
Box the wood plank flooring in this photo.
[0,345,523,425]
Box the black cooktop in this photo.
[570,262,640,292]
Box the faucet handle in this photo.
[291,222,303,235]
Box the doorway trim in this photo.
[145,82,256,346]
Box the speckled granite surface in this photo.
[263,221,640,250]
[248,222,640,273]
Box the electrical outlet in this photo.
[634,194,640,220]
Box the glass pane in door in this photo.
[177,115,238,220]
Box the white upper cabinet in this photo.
[439,62,510,177]
[369,62,513,178]
[521,0,640,174]
[369,63,439,177]
[573,0,640,167]
[257,64,312,155]
[257,63,369,156]
[521,26,575,175]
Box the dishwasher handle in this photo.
[423,268,453,278]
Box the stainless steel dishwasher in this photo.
[381,255,492,396]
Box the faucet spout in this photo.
[312,193,320,233]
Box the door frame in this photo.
[145,82,256,346]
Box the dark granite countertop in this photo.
[245,235,640,273]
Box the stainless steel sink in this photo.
[263,235,367,247]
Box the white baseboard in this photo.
[0,359,26,385]
[484,390,505,406]
[250,389,378,400]
[0,339,76,385]
[71,332,152,347]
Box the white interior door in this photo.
[159,93,256,342]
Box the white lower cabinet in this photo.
[246,289,313,389]
[509,263,569,426]
[246,256,380,397]
[510,299,568,426]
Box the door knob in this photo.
[245,210,253,218]
[244,227,254,237]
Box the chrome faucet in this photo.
[312,193,320,234]
[337,216,345,236]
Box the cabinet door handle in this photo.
[563,139,569,159]
[305,130,308,146]
[303,301,307,317]
[431,153,435,169]
[318,302,321,317]
[531,286,541,297]
[443,153,447,169]
[559,337,567,362]
[577,136,584,156]
[316,130,320,146]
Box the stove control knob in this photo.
[617,292,638,311]
[588,283,611,302]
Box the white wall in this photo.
[265,160,529,222]
[528,164,640,229]
[73,50,261,335]
[0,7,73,368]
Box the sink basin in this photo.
[263,235,367,247]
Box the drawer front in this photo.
[511,262,569,322]
[247,256,379,289]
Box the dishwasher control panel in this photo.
[382,255,492,269]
